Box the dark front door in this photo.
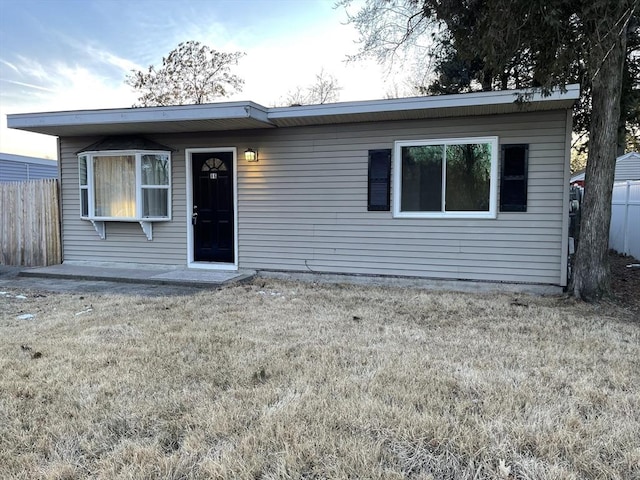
[192,151,234,263]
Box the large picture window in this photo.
[78,150,171,221]
[393,137,498,218]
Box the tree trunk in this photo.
[617,117,627,158]
[618,32,637,156]
[571,18,629,301]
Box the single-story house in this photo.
[7,84,579,287]
[571,151,640,186]
[0,152,58,182]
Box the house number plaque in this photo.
[209,173,218,180]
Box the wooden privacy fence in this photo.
[0,179,61,266]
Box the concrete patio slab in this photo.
[19,263,255,287]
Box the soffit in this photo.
[17,117,276,137]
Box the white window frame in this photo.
[393,136,499,219]
[78,149,172,222]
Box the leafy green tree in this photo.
[341,0,639,300]
[126,41,245,107]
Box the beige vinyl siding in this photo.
[59,137,188,265]
[58,109,569,284]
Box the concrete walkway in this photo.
[19,263,255,287]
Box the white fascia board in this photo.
[7,101,272,131]
[267,84,581,120]
[6,84,580,134]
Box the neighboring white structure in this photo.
[570,151,640,185]
[0,152,58,182]
[614,152,640,182]
[570,152,640,260]
[610,180,640,260]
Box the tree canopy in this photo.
[341,0,639,301]
[342,1,638,152]
[126,41,245,107]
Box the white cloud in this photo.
[82,45,144,74]
[1,58,138,158]
[0,59,20,74]
[1,7,399,159]
[13,55,51,82]
[230,20,388,105]
[2,79,54,93]
[0,108,57,159]
[46,63,136,110]
[3,59,137,113]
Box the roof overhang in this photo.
[7,101,274,137]
[7,84,580,137]
[268,84,580,127]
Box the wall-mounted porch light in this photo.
[244,148,258,162]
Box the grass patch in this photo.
[1,280,638,479]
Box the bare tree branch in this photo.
[125,41,245,107]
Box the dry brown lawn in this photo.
[1,279,639,479]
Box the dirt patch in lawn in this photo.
[609,250,640,315]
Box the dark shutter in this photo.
[500,144,529,212]
[368,149,391,211]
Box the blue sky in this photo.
[0,0,396,158]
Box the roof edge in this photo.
[8,101,273,131]
[617,151,640,161]
[7,84,580,136]
[266,84,580,120]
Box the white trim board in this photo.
[392,136,499,219]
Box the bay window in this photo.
[393,137,498,218]
[78,150,171,221]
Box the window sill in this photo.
[81,217,170,222]
[393,211,497,219]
